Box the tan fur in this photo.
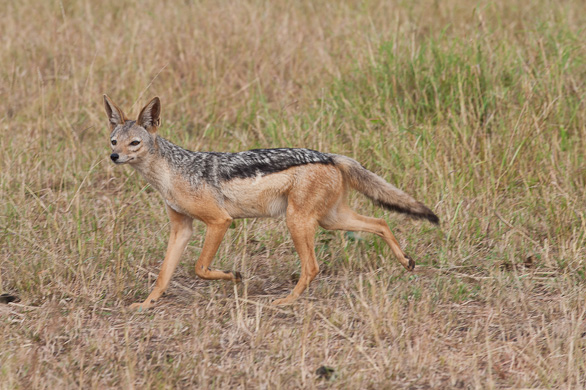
[104,95,437,310]
[222,169,295,218]
[332,155,438,222]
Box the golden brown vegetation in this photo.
[1,0,586,387]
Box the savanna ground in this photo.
[1,0,586,388]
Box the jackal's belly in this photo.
[221,173,293,219]
[224,195,288,219]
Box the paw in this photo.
[271,294,298,306]
[129,300,156,312]
[403,255,415,271]
[223,270,243,283]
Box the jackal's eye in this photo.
[111,139,117,145]
[130,140,141,146]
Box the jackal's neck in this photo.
[131,136,177,197]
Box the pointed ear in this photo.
[103,95,127,131]
[137,97,161,133]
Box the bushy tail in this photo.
[331,155,439,224]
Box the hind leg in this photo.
[272,214,320,305]
[319,206,414,270]
[271,165,343,305]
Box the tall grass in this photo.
[1,0,586,387]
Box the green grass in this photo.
[1,0,586,388]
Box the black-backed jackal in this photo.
[104,95,439,310]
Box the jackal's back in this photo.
[158,137,334,186]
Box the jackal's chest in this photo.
[137,164,206,217]
[161,183,205,217]
[161,178,220,220]
[153,179,191,216]
[164,198,188,215]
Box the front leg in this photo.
[194,217,242,282]
[130,205,193,311]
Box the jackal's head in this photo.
[103,95,161,165]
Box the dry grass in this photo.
[1,0,586,388]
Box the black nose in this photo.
[110,153,119,162]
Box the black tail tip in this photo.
[416,204,440,225]
[376,201,439,225]
[374,201,439,225]
[426,212,440,225]
[410,209,439,224]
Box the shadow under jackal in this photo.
[104,95,439,310]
